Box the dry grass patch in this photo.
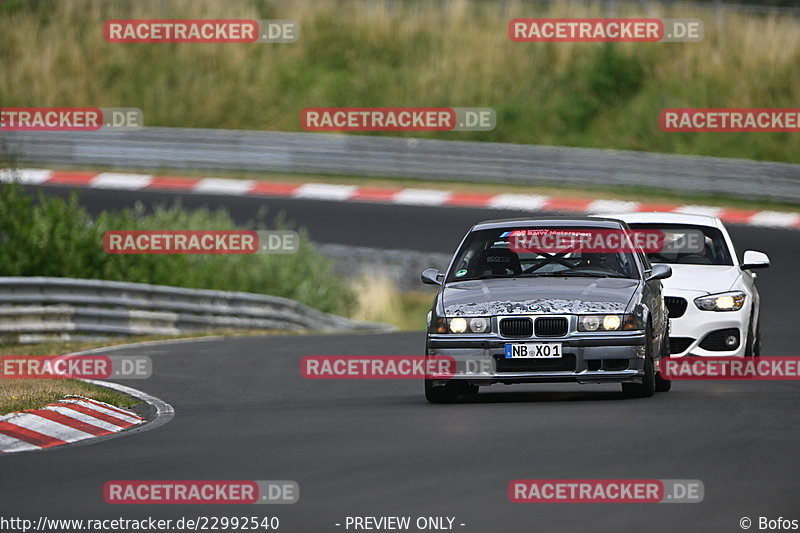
[0,380,137,415]
[350,271,434,331]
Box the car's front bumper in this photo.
[426,333,647,385]
[666,290,752,358]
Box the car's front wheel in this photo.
[425,380,478,403]
[425,379,459,403]
[745,313,761,358]
[655,369,672,392]
[622,326,656,398]
[655,334,672,392]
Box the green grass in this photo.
[1,0,799,163]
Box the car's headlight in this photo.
[694,291,746,312]
[433,316,492,334]
[602,315,621,331]
[578,314,640,332]
[449,317,468,333]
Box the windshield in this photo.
[627,223,734,266]
[446,227,640,282]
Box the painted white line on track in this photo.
[195,178,255,194]
[91,173,153,190]
[393,188,451,205]
[293,183,358,200]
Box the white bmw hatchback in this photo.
[597,212,770,358]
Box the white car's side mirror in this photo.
[741,250,770,270]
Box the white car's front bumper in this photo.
[666,289,752,358]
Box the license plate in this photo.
[504,343,562,359]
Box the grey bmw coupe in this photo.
[422,217,672,403]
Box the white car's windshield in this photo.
[628,223,734,266]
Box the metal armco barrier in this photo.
[3,127,800,202]
[0,277,390,343]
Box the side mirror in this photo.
[741,250,770,270]
[646,264,672,281]
[421,268,444,286]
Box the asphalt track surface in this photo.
[2,184,799,532]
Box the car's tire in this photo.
[655,369,672,392]
[459,383,480,398]
[425,379,459,403]
[622,325,656,398]
[655,333,672,392]
[745,313,761,358]
[753,328,762,358]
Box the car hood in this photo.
[442,277,640,316]
[659,264,741,295]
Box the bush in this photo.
[0,180,354,314]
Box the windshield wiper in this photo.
[452,275,512,281]
[523,271,627,278]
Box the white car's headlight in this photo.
[694,291,746,312]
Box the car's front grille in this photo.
[535,317,568,337]
[495,354,576,373]
[500,317,533,338]
[664,297,688,318]
[669,337,694,354]
[699,328,740,351]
